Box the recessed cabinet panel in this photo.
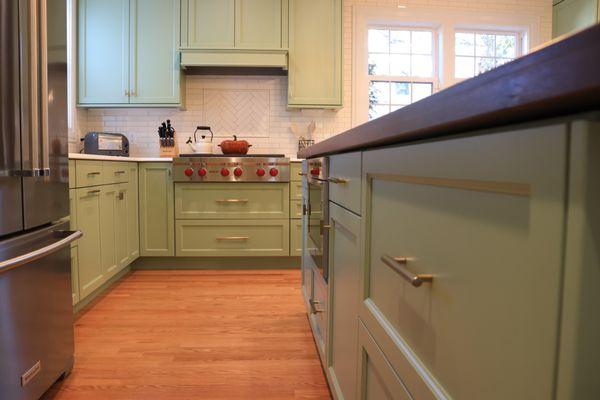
[139,163,174,256]
[127,164,140,262]
[290,219,302,256]
[361,125,568,399]
[185,0,235,48]
[100,186,119,278]
[78,0,129,104]
[235,0,282,49]
[75,187,104,298]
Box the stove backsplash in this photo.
[74,75,351,158]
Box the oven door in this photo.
[307,176,329,282]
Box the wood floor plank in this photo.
[43,270,331,400]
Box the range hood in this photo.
[180,49,288,70]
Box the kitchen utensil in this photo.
[218,135,252,155]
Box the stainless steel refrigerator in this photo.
[1,0,82,399]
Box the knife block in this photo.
[159,131,179,158]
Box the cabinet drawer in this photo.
[361,125,568,399]
[290,180,303,201]
[175,183,289,219]
[358,319,412,400]
[176,219,289,256]
[290,219,302,256]
[103,161,130,184]
[329,152,361,214]
[290,199,303,219]
[75,160,104,187]
[291,162,303,182]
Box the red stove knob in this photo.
[198,168,207,177]
[269,168,279,177]
[310,167,320,176]
[220,168,230,177]
[184,167,194,177]
[256,168,266,177]
[234,167,243,177]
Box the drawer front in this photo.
[361,125,568,400]
[290,199,303,219]
[291,162,303,182]
[68,160,76,188]
[290,219,302,256]
[358,320,412,400]
[103,161,130,184]
[75,160,104,187]
[290,180,303,201]
[175,183,289,219]
[330,152,361,214]
[176,219,289,256]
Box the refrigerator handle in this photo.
[39,0,50,175]
[0,230,82,274]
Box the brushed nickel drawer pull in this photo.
[87,189,101,195]
[299,172,307,176]
[216,236,249,241]
[309,299,324,314]
[216,199,249,203]
[87,171,101,176]
[114,170,126,174]
[381,254,433,287]
[327,177,347,184]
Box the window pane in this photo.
[368,29,389,53]
[495,58,512,67]
[495,35,516,58]
[455,32,475,56]
[412,31,432,54]
[412,83,433,102]
[369,81,390,105]
[412,55,433,77]
[389,54,410,76]
[390,30,410,53]
[475,57,495,74]
[369,104,390,120]
[455,56,475,78]
[391,82,411,105]
[475,34,495,57]
[368,53,389,75]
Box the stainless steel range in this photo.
[173,154,290,183]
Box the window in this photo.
[454,31,519,79]
[367,28,435,120]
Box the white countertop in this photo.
[68,153,172,162]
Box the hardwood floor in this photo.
[43,270,331,400]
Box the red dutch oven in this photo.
[218,135,252,155]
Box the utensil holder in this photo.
[159,131,179,157]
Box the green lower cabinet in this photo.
[99,185,121,278]
[75,187,105,299]
[127,163,140,262]
[290,219,302,256]
[139,163,174,256]
[328,202,361,400]
[360,125,568,399]
[70,246,80,305]
[176,219,289,257]
[357,320,412,400]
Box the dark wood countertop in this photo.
[298,25,600,159]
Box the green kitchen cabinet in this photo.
[139,163,174,256]
[288,0,342,108]
[183,0,235,48]
[71,246,80,306]
[328,202,361,400]
[235,0,284,49]
[553,0,599,38]
[99,185,120,278]
[75,187,105,299]
[115,184,131,270]
[77,0,129,104]
[127,163,140,262]
[290,219,302,256]
[78,0,181,106]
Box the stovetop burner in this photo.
[178,153,285,158]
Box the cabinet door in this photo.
[130,0,180,104]
[76,188,104,299]
[127,163,140,262]
[78,0,129,104]
[288,0,342,108]
[184,0,234,48]
[115,184,130,269]
[235,0,282,49]
[553,0,599,38]
[139,163,174,256]
[328,202,361,400]
[100,185,120,278]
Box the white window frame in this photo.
[352,5,542,125]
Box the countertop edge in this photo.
[68,153,172,162]
[298,25,600,159]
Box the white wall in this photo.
[70,0,552,157]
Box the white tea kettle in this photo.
[186,126,214,154]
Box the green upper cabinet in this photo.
[77,0,130,104]
[288,0,342,108]
[553,0,599,38]
[235,0,283,49]
[183,0,235,48]
[78,0,181,106]
[130,0,181,104]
